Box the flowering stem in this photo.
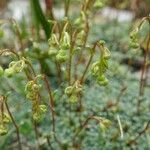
[68,30,78,85]
[137,18,150,113]
[43,75,55,132]
[4,97,22,150]
[80,42,97,84]
[64,0,71,17]
[73,115,100,142]
[127,120,150,145]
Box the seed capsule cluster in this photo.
[25,80,47,122]
[0,113,11,135]
[91,40,110,86]
[48,30,70,63]
[0,96,11,136]
[4,59,26,78]
[65,81,83,103]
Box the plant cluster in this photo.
[0,0,149,149]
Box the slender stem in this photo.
[127,120,150,145]
[55,61,62,84]
[10,19,24,51]
[64,0,71,17]
[80,42,97,84]
[116,85,127,105]
[74,23,89,80]
[68,30,78,85]
[73,115,99,141]
[137,21,150,113]
[42,75,63,147]
[4,98,22,150]
[46,136,54,150]
[43,75,55,132]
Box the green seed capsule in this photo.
[32,84,40,92]
[56,50,68,63]
[25,81,34,91]
[0,125,8,136]
[60,32,70,49]
[48,34,59,46]
[91,61,99,76]
[130,28,139,40]
[97,75,106,81]
[65,86,74,95]
[103,47,111,59]
[33,113,41,122]
[97,77,108,86]
[4,68,15,78]
[99,40,106,45]
[129,41,139,49]
[39,105,47,113]
[69,95,78,103]
[3,114,11,123]
[48,47,57,57]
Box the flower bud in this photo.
[56,50,68,63]
[76,30,85,46]
[103,47,111,59]
[25,81,34,91]
[0,125,8,136]
[129,41,139,49]
[65,86,74,95]
[39,105,47,113]
[48,34,59,46]
[91,61,99,76]
[26,93,35,100]
[4,68,15,78]
[48,47,58,57]
[99,117,111,132]
[74,81,82,93]
[69,95,78,103]
[99,40,106,46]
[60,31,70,49]
[130,28,139,40]
[3,114,11,123]
[33,113,41,122]
[97,78,108,86]
[32,84,40,92]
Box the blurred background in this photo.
[0,0,150,20]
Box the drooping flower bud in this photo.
[56,50,68,63]
[65,80,83,103]
[60,31,70,49]
[48,47,58,58]
[91,40,110,86]
[99,117,111,132]
[65,86,74,95]
[0,125,8,136]
[48,33,59,47]
[39,105,47,113]
[4,68,15,78]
